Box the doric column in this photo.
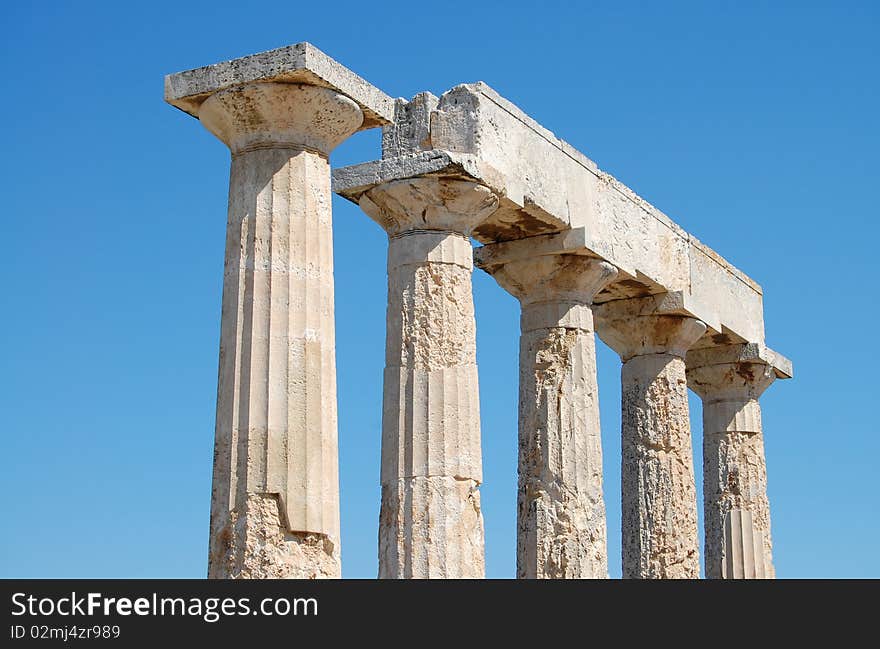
[166,44,394,580]
[195,83,363,579]
[358,176,499,578]
[477,250,616,578]
[597,298,706,579]
[688,347,778,579]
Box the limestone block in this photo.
[382,92,439,159]
[165,42,394,129]
[591,173,691,294]
[333,150,507,214]
[688,238,765,346]
[430,84,589,242]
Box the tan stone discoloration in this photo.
[688,357,776,579]
[478,250,616,579]
[368,178,498,579]
[210,494,338,579]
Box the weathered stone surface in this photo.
[382,92,439,159]
[365,178,498,578]
[185,81,363,579]
[430,85,577,242]
[211,494,338,579]
[619,352,701,579]
[334,150,502,197]
[597,301,705,579]
[165,42,394,129]
[687,342,793,379]
[382,237,481,482]
[688,350,777,579]
[361,176,499,237]
[517,324,608,578]
[595,292,714,359]
[380,477,484,579]
[199,82,363,154]
[478,242,616,579]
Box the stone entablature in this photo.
[338,83,792,354]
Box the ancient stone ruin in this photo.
[165,43,792,580]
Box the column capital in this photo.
[687,360,776,402]
[595,295,707,361]
[686,342,792,401]
[197,83,363,155]
[594,300,706,363]
[478,253,618,306]
[359,176,500,236]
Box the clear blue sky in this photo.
[1,0,877,579]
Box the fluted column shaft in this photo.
[360,177,499,579]
[381,230,483,578]
[479,254,616,578]
[598,309,706,578]
[689,359,776,579]
[199,82,364,578]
